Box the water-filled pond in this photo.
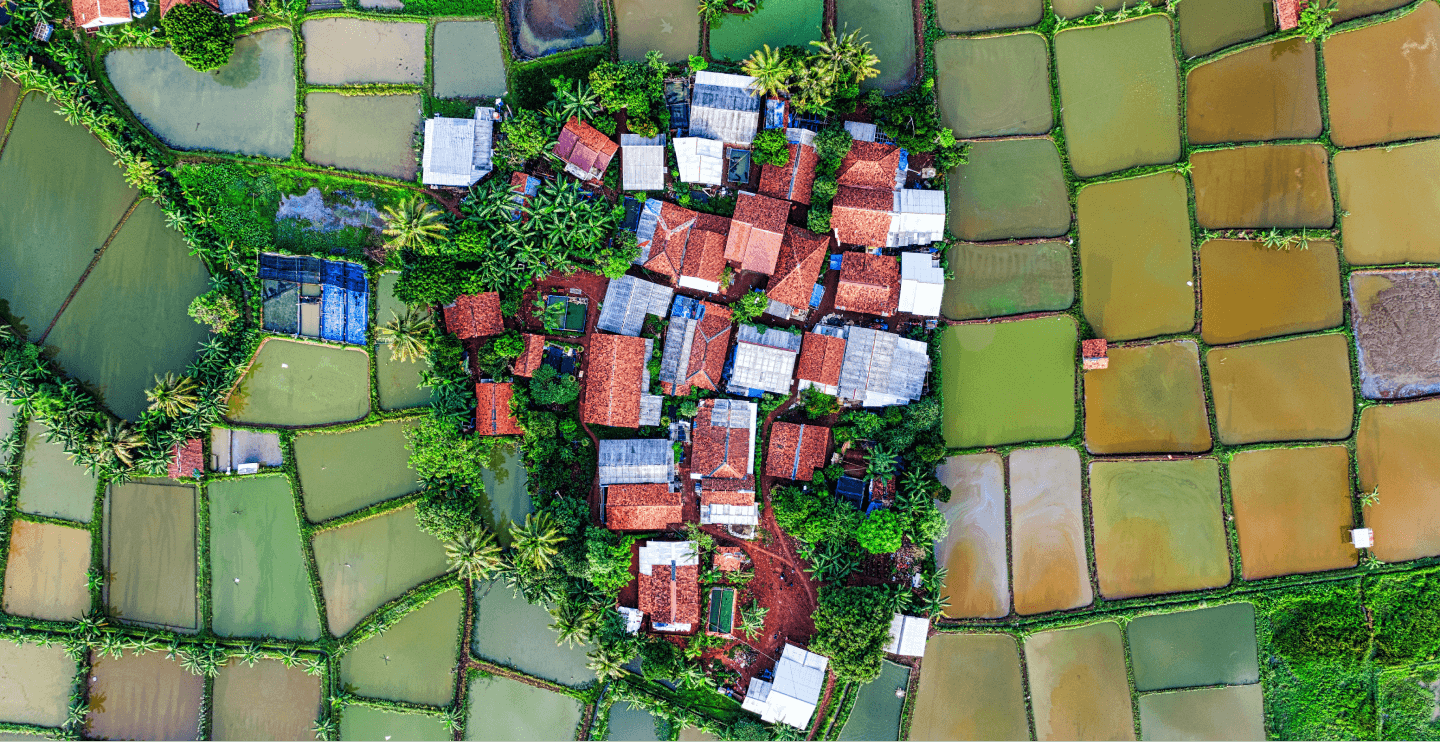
[708,0,822,60]
[1084,340,1211,454]
[940,316,1076,449]
[934,0,1041,32]
[465,675,585,740]
[86,649,204,741]
[225,339,371,427]
[1230,445,1357,580]
[312,504,448,636]
[106,480,198,631]
[1207,334,1354,445]
[1336,139,1440,265]
[2,520,90,622]
[304,93,420,181]
[1010,446,1092,615]
[909,633,1028,741]
[506,0,607,60]
[1024,622,1135,741]
[0,639,75,727]
[302,18,425,85]
[377,273,434,411]
[836,0,915,93]
[1138,684,1266,740]
[340,706,451,741]
[209,476,322,641]
[1198,239,1342,345]
[471,581,593,686]
[479,444,533,545]
[935,454,1008,619]
[1358,399,1440,563]
[947,138,1070,242]
[1174,0,1275,57]
[433,21,508,98]
[1127,603,1258,690]
[608,703,662,741]
[1323,2,1440,148]
[935,34,1052,138]
[614,0,698,62]
[16,421,97,523]
[1191,144,1334,229]
[212,659,322,741]
[838,660,909,741]
[295,420,420,522]
[1186,38,1320,145]
[941,241,1074,322]
[340,590,462,706]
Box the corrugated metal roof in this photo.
[675,137,725,185]
[836,327,930,405]
[597,438,675,485]
[597,275,674,336]
[621,134,666,191]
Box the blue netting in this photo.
[345,286,367,345]
[320,284,346,343]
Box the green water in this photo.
[709,0,823,61]
[377,273,434,411]
[296,420,420,523]
[311,505,448,637]
[464,675,585,740]
[341,706,452,741]
[608,704,662,741]
[480,445,533,545]
[948,138,1071,242]
[1127,603,1259,691]
[209,476,322,641]
[942,241,1074,324]
[226,339,371,427]
[1138,685,1266,741]
[1174,0,1275,57]
[16,421,97,523]
[340,590,462,707]
[935,34,1052,138]
[934,0,1042,32]
[940,316,1077,448]
[472,582,593,686]
[837,0,915,93]
[303,93,420,181]
[433,21,509,98]
[106,480,198,630]
[838,661,910,740]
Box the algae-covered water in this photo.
[940,316,1076,449]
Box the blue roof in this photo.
[765,99,787,130]
[809,284,825,308]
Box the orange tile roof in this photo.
[725,191,789,275]
[74,0,131,25]
[700,488,755,507]
[796,332,846,387]
[444,293,504,339]
[759,143,819,205]
[664,302,733,395]
[1276,0,1299,30]
[606,484,683,531]
[475,382,523,436]
[691,399,751,479]
[555,118,618,181]
[832,187,894,248]
[765,422,830,481]
[168,438,203,480]
[644,202,729,288]
[837,141,902,190]
[835,252,900,316]
[638,564,700,630]
[582,334,646,428]
[512,334,546,378]
[714,547,746,571]
[766,225,831,310]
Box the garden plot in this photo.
[934,0,1041,32]
[1358,399,1440,562]
[86,649,204,741]
[465,675,585,740]
[909,634,1029,741]
[935,35,1052,138]
[1174,0,1276,56]
[1350,270,1440,400]
[1089,458,1229,598]
[1324,2,1440,148]
[2,520,90,622]
[1138,685,1266,740]
[472,582,593,686]
[935,454,1009,619]
[225,339,371,427]
[302,18,425,86]
[947,138,1070,242]
[1010,447,1092,615]
[296,420,419,522]
[615,0,698,62]
[304,93,420,181]
[940,316,1076,448]
[608,703,662,741]
[377,273,433,411]
[209,477,322,641]
[1054,16,1180,177]
[0,639,75,727]
[341,591,461,706]
[312,505,448,636]
[1077,173,1194,341]
[1230,446,1358,580]
[709,0,823,60]
[941,241,1073,321]
[1127,603,1258,690]
[1336,139,1440,265]
[506,0,608,60]
[837,660,908,741]
[106,480,198,630]
[16,421,97,522]
[1207,334,1354,444]
[837,0,915,92]
[341,706,451,741]
[1199,239,1342,345]
[210,427,284,472]
[1191,144,1334,229]
[1024,622,1135,741]
[1186,38,1321,144]
[212,659,322,741]
[1084,341,1211,454]
[105,30,296,158]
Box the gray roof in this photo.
[887,190,947,247]
[597,275,674,336]
[597,438,675,485]
[727,326,801,395]
[837,327,930,405]
[690,72,760,144]
[421,110,494,187]
[844,121,878,142]
[621,134,666,191]
[218,0,247,14]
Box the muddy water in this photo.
[1186,39,1321,144]
[507,0,607,59]
[910,634,1028,741]
[472,581,593,686]
[1199,239,1342,345]
[212,659,321,741]
[941,317,1076,449]
[935,35,1051,138]
[1024,622,1135,741]
[838,660,909,741]
[302,18,425,85]
[296,420,419,522]
[1127,603,1258,690]
[948,138,1070,242]
[106,480,197,630]
[1009,447,1093,615]
[0,640,75,727]
[1192,144,1333,229]
[341,590,461,706]
[942,241,1074,321]
[1324,2,1440,148]
[709,0,823,59]
[304,93,419,180]
[1139,684,1265,740]
[1055,16,1180,177]
[1175,0,1277,57]
[1078,173,1194,342]
[1089,459,1229,598]
[312,505,448,637]
[1229,446,1358,580]
[1336,140,1440,265]
[209,477,322,641]
[465,675,585,740]
[934,454,1009,618]
[1336,0,1412,21]
[342,707,451,741]
[3,520,90,622]
[1350,270,1440,400]
[434,21,509,97]
[1207,334,1354,444]
[1358,399,1440,563]
[17,421,97,523]
[377,273,433,411]
[87,650,204,741]
[934,0,1041,32]
[838,0,916,92]
[1084,341,1211,455]
[225,339,371,427]
[615,0,697,62]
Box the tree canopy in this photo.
[161,3,235,72]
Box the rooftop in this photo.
[742,644,829,729]
[837,140,902,191]
[443,293,504,339]
[637,201,729,293]
[691,398,758,480]
[659,297,734,395]
[637,540,701,632]
[725,191,790,276]
[831,187,895,248]
[596,275,674,337]
[73,0,130,30]
[758,138,819,205]
[475,382,523,436]
[597,438,676,485]
[605,484,682,531]
[765,422,830,481]
[511,333,546,378]
[690,71,761,144]
[837,326,931,406]
[582,334,648,428]
[675,137,725,185]
[554,117,619,182]
[898,252,945,317]
[168,439,203,480]
[422,110,494,188]
[835,252,901,317]
[796,331,847,389]
[621,133,666,191]
[714,547,746,572]
[728,325,802,395]
[767,226,831,311]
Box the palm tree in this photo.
[586,644,629,680]
[88,419,146,469]
[742,45,793,98]
[554,79,600,123]
[379,308,434,363]
[445,530,504,581]
[381,195,449,252]
[146,373,200,417]
[549,601,597,648]
[866,445,899,482]
[790,63,837,114]
[509,513,566,571]
[674,662,708,690]
[810,28,881,85]
[739,602,768,638]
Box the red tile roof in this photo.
[766,226,830,310]
[168,438,203,480]
[832,187,894,248]
[582,334,646,428]
[691,399,751,480]
[1276,0,1299,30]
[759,143,819,205]
[638,563,700,630]
[1082,338,1108,359]
[725,192,789,275]
[73,0,129,25]
[765,422,830,481]
[835,252,900,316]
[700,488,755,507]
[837,141,902,190]
[444,293,504,339]
[554,118,618,181]
[644,202,729,289]
[475,382,523,436]
[796,332,846,388]
[663,302,733,395]
[512,334,545,378]
[714,547,746,572]
[606,484,683,531]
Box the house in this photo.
[675,137,725,186]
[73,0,130,28]
[1082,338,1109,370]
[834,252,900,317]
[603,483,683,531]
[725,191,789,276]
[884,614,930,657]
[727,325,802,396]
[843,120,881,143]
[422,109,495,187]
[765,422,830,482]
[830,139,946,248]
[554,117,618,183]
[637,541,701,633]
[837,326,931,406]
[597,438,676,485]
[838,140,904,191]
[621,134,666,191]
[582,334,664,428]
[700,479,759,527]
[888,190,948,248]
[758,129,819,205]
[714,547,747,572]
[596,275,674,337]
[659,297,733,395]
[689,71,762,145]
[511,333,546,378]
[510,172,541,218]
[898,252,945,317]
[742,644,829,729]
[691,399,758,480]
[443,292,503,339]
[1276,0,1299,30]
[634,200,730,293]
[766,226,831,312]
[475,382,523,436]
[795,330,846,396]
[168,439,203,481]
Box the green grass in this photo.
[394,0,495,16]
[506,47,610,110]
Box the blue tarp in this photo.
[764,99,787,130]
[829,254,843,270]
[895,149,909,188]
[264,254,368,345]
[809,284,825,308]
[320,284,346,343]
[345,287,366,345]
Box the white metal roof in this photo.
[887,190,947,247]
[421,111,494,187]
[621,134,666,191]
[637,541,699,574]
[675,137,724,185]
[898,252,945,317]
[700,503,759,525]
[743,643,828,729]
[884,614,930,657]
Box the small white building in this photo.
[884,614,930,657]
[675,137,724,186]
[898,252,945,317]
[621,134,665,191]
[889,190,947,248]
[421,109,495,187]
[742,643,829,729]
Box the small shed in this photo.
[1082,339,1109,370]
[675,137,725,185]
[554,117,618,183]
[689,71,761,145]
[898,252,945,317]
[884,613,930,657]
[422,109,495,187]
[621,134,665,191]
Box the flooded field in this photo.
[507,0,607,60]
[941,241,1074,321]
[433,21,509,97]
[1324,2,1440,148]
[1175,0,1275,56]
[1089,459,1229,598]
[0,77,20,124]
[934,0,1041,32]
[909,633,1029,741]
[1010,447,1092,615]
[0,640,74,727]
[479,445,532,541]
[1350,270,1440,400]
[2,520,90,621]
[1191,144,1333,229]
[1185,39,1321,144]
[837,0,915,92]
[465,675,584,740]
[1138,684,1266,740]
[87,649,204,741]
[304,93,419,180]
[709,0,823,60]
[226,339,371,427]
[341,590,461,706]
[1198,239,1342,345]
[17,421,97,522]
[106,480,197,630]
[947,138,1070,242]
[935,454,1009,619]
[1084,341,1211,455]
[1358,399,1440,563]
[608,704,661,741]
[312,505,448,636]
[1024,622,1135,741]
[1054,16,1180,177]
[378,275,433,412]
[212,659,321,741]
[1127,603,1258,690]
[105,30,297,158]
[1336,0,1413,21]
[209,477,322,641]
[296,420,419,522]
[838,660,908,741]
[1335,139,1440,265]
[1077,173,1193,341]
[472,582,593,686]
[1229,446,1358,580]
[934,34,1051,138]
[302,18,425,85]
[614,3,696,64]
[1207,334,1354,444]
[340,706,451,741]
[940,316,1076,449]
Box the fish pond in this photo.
[1010,446,1092,615]
[1025,622,1136,741]
[836,0,916,93]
[1138,684,1266,740]
[940,316,1076,449]
[1190,144,1334,229]
[16,421,97,523]
[295,420,420,522]
[301,18,426,86]
[1207,334,1354,445]
[1084,341,1211,454]
[947,138,1070,242]
[225,339,371,427]
[1336,139,1440,265]
[1350,270,1440,400]
[1230,445,1358,579]
[1323,2,1440,148]
[837,660,909,741]
[465,675,585,740]
[377,273,434,411]
[106,480,198,631]
[506,0,608,60]
[941,241,1074,322]
[1185,38,1321,145]
[340,590,462,706]
[708,0,823,60]
[934,34,1052,138]
[1358,399,1440,563]
[1174,0,1276,57]
[433,21,509,98]
[472,582,594,686]
[935,454,1009,619]
[86,649,204,741]
[1127,603,1258,690]
[933,0,1041,32]
[908,633,1029,741]
[311,505,448,636]
[0,639,75,728]
[607,703,662,741]
[209,476,322,641]
[478,444,533,544]
[212,659,322,741]
[614,0,698,62]
[304,93,420,180]
[1198,239,1342,345]
[2,520,90,622]
[341,706,451,741]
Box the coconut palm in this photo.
[810,28,881,85]
[381,195,449,252]
[379,308,434,363]
[790,62,837,114]
[742,45,793,98]
[586,644,629,680]
[510,513,566,571]
[146,372,200,417]
[88,419,146,469]
[549,601,597,648]
[445,530,504,581]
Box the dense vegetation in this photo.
[160,3,235,72]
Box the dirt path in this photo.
[37,193,144,344]
[808,674,839,741]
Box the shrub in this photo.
[161,3,235,72]
[1298,0,1337,42]
[814,127,854,164]
[1270,590,1369,665]
[856,509,903,554]
[731,290,769,323]
[802,387,838,418]
[752,129,791,167]
[499,108,550,163]
[810,177,838,205]
[187,290,240,335]
[806,208,831,234]
[529,365,580,406]
[493,330,525,359]
[811,585,893,683]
